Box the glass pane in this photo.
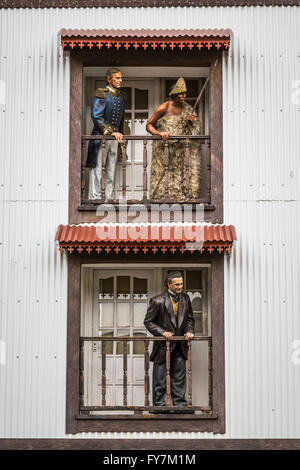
[124,113,132,163]
[116,330,130,355]
[133,332,147,354]
[117,276,130,299]
[99,331,113,355]
[191,293,202,312]
[122,87,132,109]
[95,80,106,89]
[117,303,130,327]
[186,270,202,290]
[134,112,149,161]
[185,79,199,98]
[194,315,202,335]
[99,302,114,327]
[133,303,148,327]
[134,112,148,133]
[99,277,114,300]
[133,277,148,300]
[135,88,148,110]
[124,112,132,136]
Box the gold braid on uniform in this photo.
[95,88,109,99]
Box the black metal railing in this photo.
[79,335,213,416]
[80,135,211,206]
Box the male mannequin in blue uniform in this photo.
[86,68,125,200]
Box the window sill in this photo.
[72,413,219,433]
[76,413,218,420]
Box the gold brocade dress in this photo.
[150,102,202,201]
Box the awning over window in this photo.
[59,28,232,52]
[55,224,237,255]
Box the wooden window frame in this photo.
[68,49,223,224]
[66,47,225,434]
[66,253,225,434]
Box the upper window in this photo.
[82,69,210,204]
[65,29,230,223]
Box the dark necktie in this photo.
[169,291,179,303]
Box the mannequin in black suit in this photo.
[144,272,195,410]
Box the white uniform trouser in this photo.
[88,139,118,200]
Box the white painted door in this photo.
[90,269,153,408]
[115,80,155,200]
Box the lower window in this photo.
[80,266,211,415]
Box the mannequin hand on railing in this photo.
[184,332,194,340]
[112,132,123,143]
[163,332,174,339]
[159,132,169,140]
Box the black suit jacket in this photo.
[144,291,195,363]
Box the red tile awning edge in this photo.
[59,28,233,52]
[55,224,237,255]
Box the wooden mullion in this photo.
[187,340,193,406]
[164,140,169,201]
[144,340,150,406]
[143,138,148,201]
[123,340,128,406]
[101,340,106,407]
[101,141,106,201]
[185,138,191,201]
[165,340,171,406]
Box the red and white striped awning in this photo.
[55,224,237,255]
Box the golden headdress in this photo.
[169,77,187,96]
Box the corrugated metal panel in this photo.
[0,6,300,439]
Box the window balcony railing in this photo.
[80,135,211,207]
[78,336,214,417]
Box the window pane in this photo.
[133,302,147,327]
[124,112,132,135]
[124,113,132,162]
[133,332,147,355]
[133,112,149,162]
[116,330,130,355]
[117,303,130,327]
[194,315,202,335]
[117,276,130,299]
[133,277,148,299]
[122,87,132,109]
[134,112,148,134]
[191,293,202,312]
[186,270,202,289]
[135,88,148,109]
[99,277,114,300]
[185,79,199,97]
[99,302,114,327]
[99,331,113,355]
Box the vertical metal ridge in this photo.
[1,6,300,439]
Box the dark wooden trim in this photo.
[209,56,223,223]
[0,1,298,8]
[66,252,226,434]
[75,419,215,433]
[1,439,300,450]
[66,257,81,434]
[69,55,83,224]
[211,255,225,433]
[69,49,223,223]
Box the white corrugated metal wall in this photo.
[0,6,299,438]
